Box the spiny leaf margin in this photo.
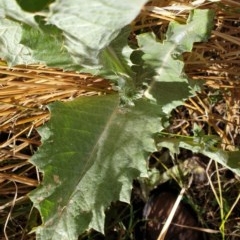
[137,9,215,113]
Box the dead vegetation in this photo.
[0,0,240,239]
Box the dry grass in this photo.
[0,0,240,239]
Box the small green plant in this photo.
[0,1,239,239]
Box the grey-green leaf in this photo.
[29,94,162,239]
[21,17,83,70]
[0,0,38,66]
[0,0,37,26]
[137,9,214,113]
[157,136,240,176]
[47,0,148,67]
[0,18,34,66]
